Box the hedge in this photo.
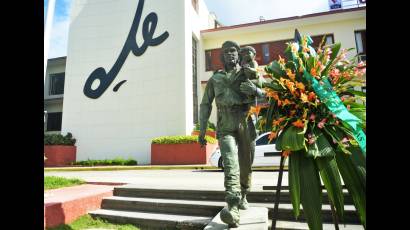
[151,135,217,144]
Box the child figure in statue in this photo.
[239,46,265,106]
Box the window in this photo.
[205,49,223,72]
[355,30,366,62]
[256,134,276,146]
[192,37,198,124]
[310,34,334,49]
[46,112,62,131]
[262,43,270,65]
[49,72,65,95]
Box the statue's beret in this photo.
[221,41,240,51]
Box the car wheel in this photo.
[218,157,224,170]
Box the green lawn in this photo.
[47,214,140,230]
[44,176,85,190]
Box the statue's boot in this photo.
[220,204,240,228]
[238,191,249,210]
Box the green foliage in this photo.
[336,150,366,228]
[289,150,301,219]
[44,176,84,190]
[193,121,216,131]
[151,135,217,144]
[316,157,345,221]
[299,154,323,230]
[44,132,76,146]
[47,214,140,230]
[72,157,138,166]
[276,126,306,151]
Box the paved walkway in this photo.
[44,169,288,191]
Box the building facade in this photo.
[44,0,366,164]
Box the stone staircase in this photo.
[89,185,365,230]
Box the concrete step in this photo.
[204,207,268,230]
[273,220,364,230]
[114,186,354,205]
[101,196,360,224]
[89,209,211,230]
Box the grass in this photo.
[45,176,85,190]
[47,214,140,230]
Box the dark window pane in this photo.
[205,50,212,71]
[47,112,62,131]
[49,72,65,95]
[262,43,270,64]
[310,34,334,49]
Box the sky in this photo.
[45,0,332,58]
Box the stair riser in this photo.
[89,213,207,230]
[272,209,360,224]
[102,200,220,217]
[102,199,360,224]
[114,189,353,204]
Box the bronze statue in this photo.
[199,41,266,227]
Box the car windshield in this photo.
[256,133,275,146]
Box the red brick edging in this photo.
[44,184,115,228]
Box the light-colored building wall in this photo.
[198,8,365,124]
[62,0,214,164]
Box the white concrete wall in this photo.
[63,0,199,164]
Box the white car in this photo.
[209,132,289,168]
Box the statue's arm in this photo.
[199,79,215,138]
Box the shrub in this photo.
[193,121,216,132]
[44,132,77,145]
[72,157,138,166]
[151,135,217,144]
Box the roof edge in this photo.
[201,6,366,33]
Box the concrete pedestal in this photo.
[204,207,268,230]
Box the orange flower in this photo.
[282,99,293,106]
[272,117,285,126]
[282,150,291,157]
[286,69,296,81]
[310,68,317,77]
[268,132,277,141]
[285,80,296,93]
[308,92,316,102]
[295,82,305,91]
[278,55,285,65]
[249,106,262,116]
[292,119,305,128]
[266,90,279,101]
[300,92,309,103]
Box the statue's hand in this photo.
[198,133,207,148]
[240,79,257,95]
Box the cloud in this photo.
[48,18,70,58]
[46,0,73,58]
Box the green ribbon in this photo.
[303,71,366,156]
[294,34,366,156]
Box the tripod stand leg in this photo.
[329,198,340,230]
[271,155,285,230]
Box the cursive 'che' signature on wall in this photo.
[83,0,169,99]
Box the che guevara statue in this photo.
[198,41,265,227]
